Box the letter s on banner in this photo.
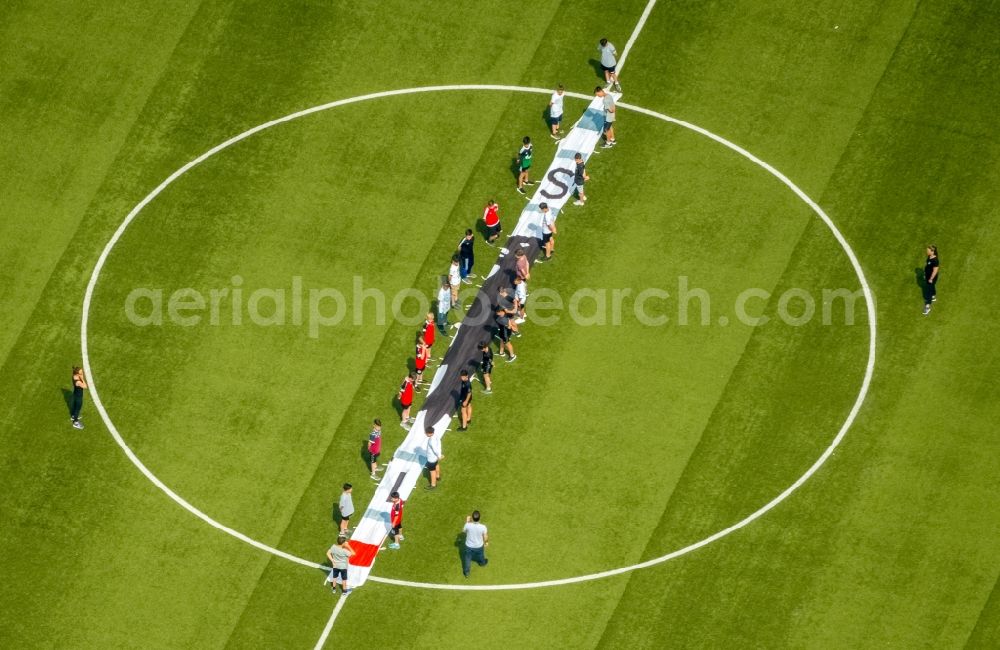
[541,167,574,199]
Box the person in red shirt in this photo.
[398,373,415,429]
[414,337,430,391]
[483,200,501,246]
[388,491,405,549]
[422,313,436,350]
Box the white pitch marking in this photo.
[82,85,876,593]
[314,595,348,650]
[617,0,658,76]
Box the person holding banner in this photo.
[424,426,444,489]
[398,373,415,429]
[388,492,405,550]
[538,202,557,261]
[596,87,617,148]
[572,153,590,206]
[414,337,430,391]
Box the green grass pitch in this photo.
[1,0,999,647]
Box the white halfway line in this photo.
[617,0,658,75]
[314,596,347,650]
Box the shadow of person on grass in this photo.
[914,267,930,303]
[360,439,371,473]
[61,388,74,416]
[509,157,521,183]
[587,58,605,80]
[454,531,467,566]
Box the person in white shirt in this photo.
[538,202,557,261]
[548,84,565,139]
[436,281,452,334]
[448,256,462,309]
[513,276,527,324]
[461,510,489,577]
[598,38,620,91]
[423,426,444,490]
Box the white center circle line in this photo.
[81,84,877,590]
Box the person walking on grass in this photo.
[479,341,494,394]
[388,492,405,549]
[325,534,356,595]
[422,312,436,350]
[368,419,383,480]
[537,202,557,261]
[516,136,535,195]
[70,366,87,429]
[572,153,590,206]
[462,511,489,578]
[398,373,415,429]
[923,245,940,316]
[436,281,452,335]
[448,256,462,310]
[423,426,444,490]
[549,85,565,139]
[596,87,617,148]
[483,200,502,246]
[458,369,473,430]
[414,336,430,391]
[494,307,517,362]
[598,38,620,91]
[458,229,476,284]
[338,483,354,535]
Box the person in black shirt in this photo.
[922,245,939,316]
[458,229,475,284]
[494,307,517,362]
[479,340,494,394]
[458,370,473,430]
[572,153,590,206]
[70,366,87,429]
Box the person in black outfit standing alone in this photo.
[458,229,475,284]
[70,366,87,429]
[923,245,939,316]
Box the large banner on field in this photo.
[347,89,619,588]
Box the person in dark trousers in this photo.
[338,483,354,535]
[923,245,939,315]
[423,426,443,490]
[462,510,489,577]
[70,366,87,429]
[572,153,590,206]
[479,341,493,394]
[494,307,517,362]
[458,229,475,283]
[458,369,473,430]
[483,200,502,246]
[516,136,534,195]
